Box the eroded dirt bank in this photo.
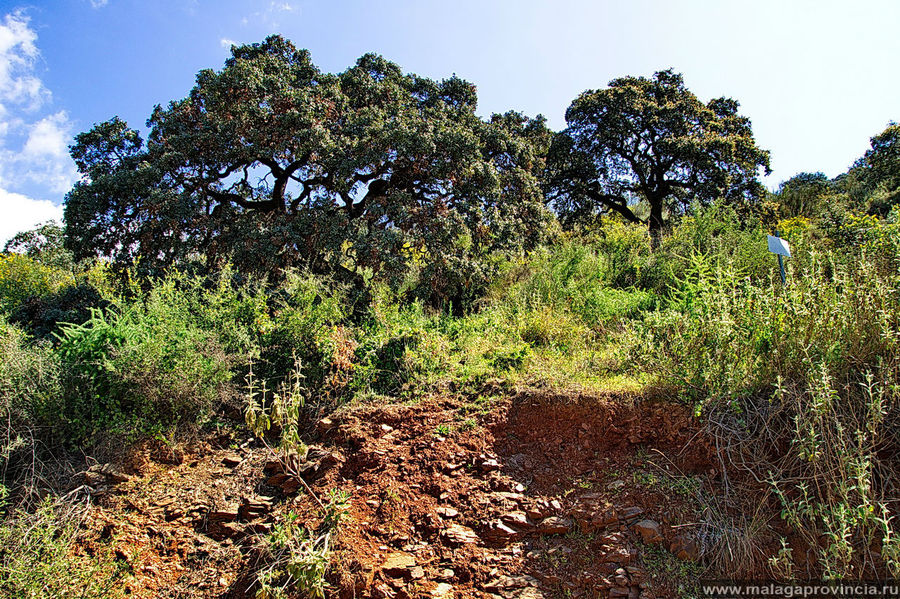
[72,392,721,598]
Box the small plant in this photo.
[384,487,401,504]
[768,538,795,579]
[434,424,451,437]
[245,356,307,451]
[458,418,477,431]
[255,489,350,599]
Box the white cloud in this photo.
[23,110,69,158]
[0,187,63,246]
[89,0,109,8]
[0,13,78,201]
[241,1,300,29]
[220,38,238,49]
[0,11,47,112]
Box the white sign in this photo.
[767,235,791,257]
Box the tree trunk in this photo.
[648,200,664,249]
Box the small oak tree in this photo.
[545,69,770,244]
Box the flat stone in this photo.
[670,533,700,561]
[247,522,272,534]
[239,499,272,520]
[483,520,521,544]
[625,566,646,583]
[510,589,545,599]
[210,521,243,540]
[526,507,547,520]
[90,464,130,484]
[436,506,459,519]
[485,575,540,590]
[432,583,454,598]
[221,453,243,467]
[480,458,502,472]
[601,546,635,564]
[373,582,397,598]
[500,511,534,530]
[494,492,525,503]
[538,516,572,535]
[382,552,417,577]
[442,523,479,545]
[633,519,663,545]
[619,506,645,522]
[207,506,240,522]
[607,479,626,491]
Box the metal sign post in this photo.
[767,231,791,284]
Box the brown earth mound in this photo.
[71,392,726,598]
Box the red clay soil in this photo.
[71,391,724,599]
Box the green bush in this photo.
[499,232,659,327]
[659,202,774,289]
[0,254,72,315]
[260,271,350,389]
[54,276,237,444]
[9,280,109,340]
[633,246,900,577]
[0,317,60,500]
[0,499,125,597]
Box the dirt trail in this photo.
[72,392,720,598]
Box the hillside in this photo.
[2,30,900,599]
[4,200,900,597]
[58,392,715,598]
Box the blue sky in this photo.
[1,0,898,243]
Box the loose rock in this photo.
[442,523,479,545]
[632,519,663,545]
[537,516,572,535]
[382,552,417,577]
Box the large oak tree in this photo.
[64,36,552,304]
[545,69,770,244]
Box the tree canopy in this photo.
[771,172,835,219]
[3,221,73,270]
[545,69,770,241]
[854,123,900,215]
[64,36,552,305]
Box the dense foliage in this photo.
[545,69,771,241]
[64,36,553,308]
[2,37,900,590]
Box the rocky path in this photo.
[72,391,719,598]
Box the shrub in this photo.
[500,232,659,328]
[659,202,773,288]
[254,490,350,599]
[0,317,60,500]
[0,254,72,315]
[260,271,351,391]
[9,280,108,340]
[0,498,125,597]
[633,248,900,577]
[830,208,900,274]
[54,276,237,444]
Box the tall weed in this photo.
[634,245,900,577]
